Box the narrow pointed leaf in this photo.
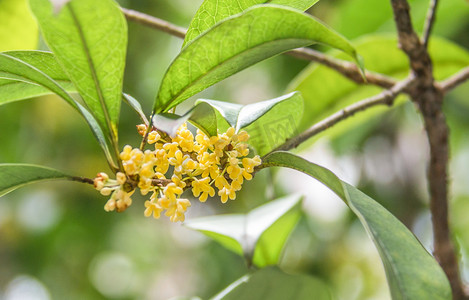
[154,5,359,113]
[0,52,115,168]
[30,0,128,139]
[152,102,218,137]
[183,0,319,47]
[185,194,302,267]
[261,151,452,299]
[198,92,303,155]
[0,164,73,197]
[123,93,149,125]
[212,267,331,300]
[0,0,38,51]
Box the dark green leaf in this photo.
[261,151,452,299]
[152,102,218,137]
[30,0,128,139]
[0,164,73,197]
[198,92,304,155]
[154,5,359,113]
[0,0,38,51]
[183,0,319,47]
[185,194,302,267]
[211,267,331,300]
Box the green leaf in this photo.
[183,0,319,47]
[0,0,38,51]
[30,0,128,139]
[152,102,218,137]
[198,92,303,155]
[185,194,302,267]
[0,51,116,168]
[154,5,359,113]
[261,151,452,299]
[0,164,73,197]
[211,267,331,300]
[123,93,149,125]
[289,34,469,134]
[0,51,75,105]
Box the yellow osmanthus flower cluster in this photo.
[93,123,261,222]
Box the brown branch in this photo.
[422,0,439,48]
[286,48,397,89]
[271,77,414,153]
[121,7,396,89]
[70,176,94,185]
[121,7,187,39]
[390,0,466,298]
[440,66,469,93]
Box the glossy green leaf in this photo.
[0,0,38,51]
[154,5,359,113]
[185,194,302,267]
[198,92,303,155]
[289,35,469,135]
[183,0,319,47]
[152,102,218,137]
[30,0,128,139]
[0,164,73,197]
[211,267,331,300]
[0,51,116,168]
[261,151,452,299]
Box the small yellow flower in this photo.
[144,199,163,218]
[147,131,161,144]
[165,198,191,222]
[192,177,215,202]
[218,187,236,203]
[136,124,147,136]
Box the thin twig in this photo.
[271,77,414,153]
[286,48,397,89]
[70,176,94,185]
[439,66,469,93]
[121,7,187,39]
[121,7,397,89]
[422,0,439,48]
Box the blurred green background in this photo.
[0,0,468,299]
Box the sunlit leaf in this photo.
[0,51,116,168]
[0,51,75,105]
[0,0,38,51]
[152,102,218,137]
[211,267,331,300]
[185,194,302,267]
[198,92,303,155]
[261,151,452,299]
[183,0,319,47]
[0,164,73,197]
[30,0,128,139]
[154,5,359,113]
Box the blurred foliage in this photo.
[0,0,468,299]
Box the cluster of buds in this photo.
[94,123,262,222]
